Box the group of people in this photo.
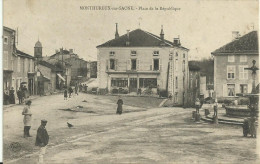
[195,98,218,117]
[79,83,88,93]
[3,86,28,105]
[22,100,49,163]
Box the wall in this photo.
[214,54,259,98]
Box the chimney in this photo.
[173,36,181,46]
[232,31,240,40]
[160,25,164,41]
[69,49,73,54]
[115,23,119,39]
[126,30,130,46]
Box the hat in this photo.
[41,119,47,123]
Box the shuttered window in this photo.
[239,65,248,80]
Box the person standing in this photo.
[64,89,68,100]
[75,83,78,95]
[195,98,201,114]
[35,119,49,164]
[17,88,23,104]
[9,87,16,104]
[22,100,32,137]
[116,96,123,115]
[213,99,218,117]
[68,86,73,98]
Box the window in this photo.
[131,59,137,70]
[239,66,248,79]
[240,55,247,62]
[183,53,185,58]
[174,92,178,103]
[175,59,178,71]
[139,78,157,88]
[131,51,137,56]
[110,59,115,69]
[109,51,115,56]
[227,66,235,79]
[153,51,159,56]
[195,79,198,87]
[175,77,178,89]
[240,84,248,94]
[17,57,21,72]
[4,36,8,44]
[111,78,128,87]
[182,60,185,72]
[176,53,178,57]
[228,55,235,62]
[153,59,159,71]
[24,58,28,73]
[3,51,8,69]
[227,84,235,96]
[190,78,193,89]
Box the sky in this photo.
[3,0,259,61]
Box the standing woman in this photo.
[9,87,16,104]
[116,96,123,115]
[22,100,32,137]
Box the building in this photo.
[3,26,36,96]
[186,64,200,107]
[97,25,189,105]
[34,42,71,95]
[50,48,88,85]
[3,26,16,92]
[89,61,97,78]
[200,76,214,98]
[64,56,87,84]
[211,31,259,99]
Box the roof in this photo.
[35,41,42,47]
[64,56,88,63]
[38,60,63,72]
[50,49,78,58]
[212,31,258,55]
[97,29,188,50]
[43,57,71,66]
[16,50,34,59]
[3,26,15,32]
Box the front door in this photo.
[129,78,137,93]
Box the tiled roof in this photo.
[212,31,258,55]
[38,60,63,72]
[16,50,34,59]
[50,50,78,58]
[97,29,188,50]
[188,62,201,71]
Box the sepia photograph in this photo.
[1,0,259,163]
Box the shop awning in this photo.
[57,73,65,81]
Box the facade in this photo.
[97,26,189,105]
[3,26,36,96]
[212,31,259,99]
[186,64,200,107]
[64,56,88,84]
[3,26,16,92]
[89,61,97,78]
[200,76,214,98]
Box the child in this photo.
[195,98,201,114]
[64,89,68,100]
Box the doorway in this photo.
[129,78,137,93]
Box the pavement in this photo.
[3,94,260,164]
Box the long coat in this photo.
[116,99,123,114]
[35,125,49,147]
[9,89,15,104]
[22,106,32,126]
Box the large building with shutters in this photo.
[97,25,189,105]
[211,31,259,99]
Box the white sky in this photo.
[3,0,259,61]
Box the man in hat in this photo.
[35,119,49,163]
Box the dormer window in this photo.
[131,51,137,56]
[109,51,115,56]
[153,51,159,56]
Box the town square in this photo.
[1,0,260,163]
